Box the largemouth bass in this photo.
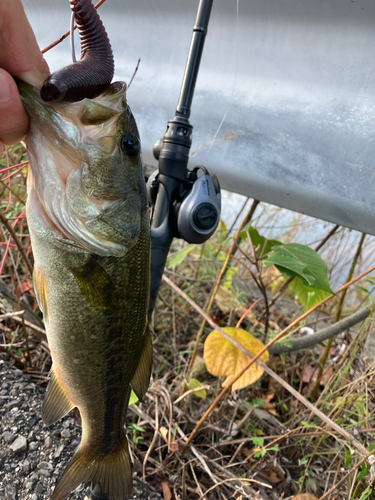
[18,79,152,500]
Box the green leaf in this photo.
[357,462,370,482]
[252,436,264,447]
[167,244,196,267]
[240,224,282,257]
[264,243,333,293]
[188,378,207,399]
[344,448,352,468]
[128,390,139,406]
[289,276,331,309]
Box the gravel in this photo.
[0,358,161,500]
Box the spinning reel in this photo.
[147,0,219,316]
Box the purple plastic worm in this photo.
[40,0,115,103]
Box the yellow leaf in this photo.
[204,327,269,391]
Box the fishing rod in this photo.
[148,0,221,317]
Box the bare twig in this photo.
[143,396,159,481]
[42,0,107,54]
[0,212,33,276]
[268,307,371,354]
[128,58,141,88]
[312,232,366,399]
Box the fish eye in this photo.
[121,133,141,157]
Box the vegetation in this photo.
[1,143,375,499]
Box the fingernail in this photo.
[0,72,12,104]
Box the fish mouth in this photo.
[19,80,132,256]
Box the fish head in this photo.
[18,80,148,256]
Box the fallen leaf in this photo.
[188,378,207,399]
[160,426,179,453]
[161,481,172,500]
[17,277,34,296]
[298,365,333,385]
[204,327,269,391]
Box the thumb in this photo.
[0,69,29,146]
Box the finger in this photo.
[0,69,29,145]
[0,0,50,89]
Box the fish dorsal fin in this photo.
[130,323,153,401]
[42,369,75,426]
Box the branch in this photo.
[0,211,33,276]
[0,279,42,327]
[268,307,371,355]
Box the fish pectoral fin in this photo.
[42,370,75,426]
[52,436,132,500]
[70,256,119,313]
[130,323,153,401]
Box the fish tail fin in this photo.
[52,436,132,500]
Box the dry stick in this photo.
[198,477,269,500]
[312,232,366,399]
[0,212,33,276]
[185,200,259,383]
[0,310,24,319]
[128,58,141,88]
[164,263,375,465]
[11,316,46,341]
[0,225,32,366]
[143,395,159,481]
[268,307,370,355]
[319,449,375,500]
[42,0,107,53]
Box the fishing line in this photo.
[70,12,77,63]
[208,1,240,149]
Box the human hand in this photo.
[0,0,50,150]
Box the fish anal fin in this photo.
[42,370,75,426]
[52,436,132,500]
[130,323,153,401]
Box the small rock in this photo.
[10,435,27,453]
[54,444,65,458]
[35,482,45,494]
[30,494,38,500]
[61,428,71,439]
[25,481,34,491]
[29,441,39,451]
[28,416,37,427]
[39,469,51,478]
[62,420,70,428]
[2,431,15,443]
[21,459,31,473]
[38,461,53,470]
[4,484,17,500]
[44,436,52,447]
[4,400,19,410]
